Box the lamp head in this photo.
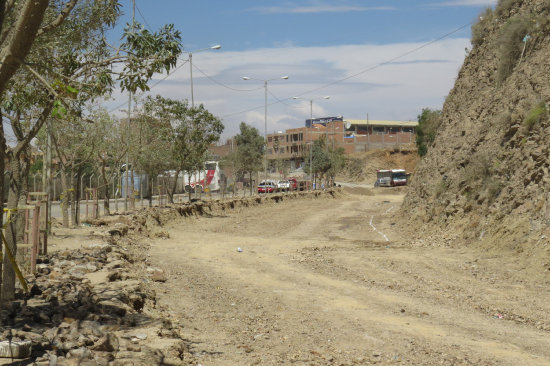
[242,77,251,80]
[281,76,289,80]
[211,45,222,50]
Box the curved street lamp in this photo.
[187,44,221,107]
[242,75,289,184]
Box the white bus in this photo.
[181,161,221,192]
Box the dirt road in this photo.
[145,190,550,365]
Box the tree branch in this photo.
[13,102,53,157]
[36,0,78,37]
[0,0,49,96]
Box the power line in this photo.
[191,63,265,92]
[135,2,153,31]
[108,59,190,113]
[221,21,473,119]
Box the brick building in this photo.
[265,118,417,169]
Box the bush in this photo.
[471,7,494,47]
[416,108,441,157]
[495,0,523,17]
[523,101,548,131]
[496,15,533,83]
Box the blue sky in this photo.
[107,0,497,139]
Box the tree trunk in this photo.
[73,170,81,223]
[1,155,23,302]
[60,170,69,227]
[148,176,153,207]
[101,169,110,216]
[130,169,135,209]
[169,169,180,204]
[0,124,5,308]
[249,172,253,196]
[70,168,76,226]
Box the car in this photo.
[258,181,277,193]
[277,180,290,191]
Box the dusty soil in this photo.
[120,189,550,365]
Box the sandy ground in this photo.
[141,190,550,365]
[49,189,550,365]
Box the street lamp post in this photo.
[187,45,221,108]
[242,75,289,185]
[293,96,330,189]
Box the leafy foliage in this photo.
[120,23,182,93]
[231,122,264,176]
[415,108,441,157]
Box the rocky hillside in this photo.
[402,0,550,257]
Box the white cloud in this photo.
[107,38,470,140]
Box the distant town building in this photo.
[265,117,417,169]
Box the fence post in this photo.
[30,205,40,274]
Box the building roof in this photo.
[345,119,418,127]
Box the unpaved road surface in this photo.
[146,190,550,365]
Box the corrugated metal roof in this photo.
[345,119,418,127]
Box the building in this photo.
[343,119,417,151]
[265,118,418,169]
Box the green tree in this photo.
[416,108,442,156]
[231,122,263,195]
[177,104,224,201]
[327,147,346,186]
[0,1,182,303]
[133,99,173,207]
[305,138,331,187]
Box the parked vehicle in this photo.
[179,161,221,192]
[258,181,277,193]
[277,180,290,191]
[375,169,408,187]
[374,177,392,187]
[287,178,298,190]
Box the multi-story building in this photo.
[266,118,417,169]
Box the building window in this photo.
[403,127,414,133]
[268,137,273,143]
[373,126,385,134]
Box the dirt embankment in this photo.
[402,0,550,260]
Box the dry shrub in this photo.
[471,7,494,47]
[523,101,548,132]
[495,0,523,17]
[463,151,504,204]
[496,15,533,83]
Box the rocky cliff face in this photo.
[402,0,550,256]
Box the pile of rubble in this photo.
[0,231,187,365]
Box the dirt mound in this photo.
[401,0,550,260]
[116,189,342,235]
[341,148,419,184]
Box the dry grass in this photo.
[496,15,533,83]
